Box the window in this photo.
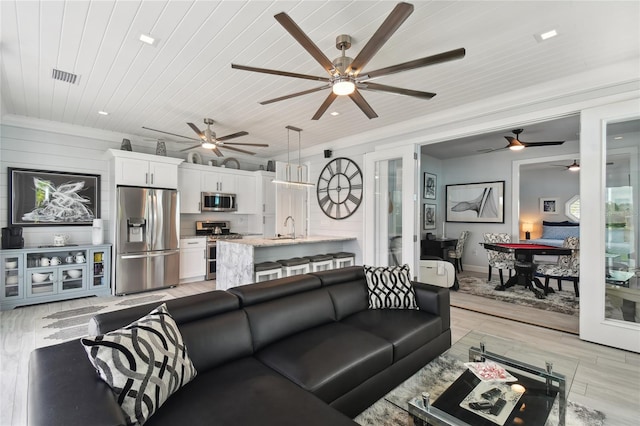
[565,195,580,221]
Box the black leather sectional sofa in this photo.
[28,266,451,425]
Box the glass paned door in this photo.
[580,98,640,353]
[604,120,639,324]
[364,146,418,273]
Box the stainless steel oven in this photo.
[206,240,217,280]
[196,221,242,281]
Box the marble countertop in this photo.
[217,235,356,247]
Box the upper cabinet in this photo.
[106,149,183,189]
[178,163,262,214]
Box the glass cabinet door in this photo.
[90,248,110,290]
[2,254,24,300]
[27,268,56,297]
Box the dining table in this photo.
[481,242,572,299]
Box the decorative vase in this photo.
[120,139,132,151]
[156,140,167,156]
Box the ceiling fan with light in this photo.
[552,160,581,171]
[142,118,267,157]
[232,2,465,120]
[480,129,566,153]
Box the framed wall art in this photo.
[445,181,505,223]
[540,198,558,214]
[424,172,436,199]
[424,204,436,230]
[9,168,100,226]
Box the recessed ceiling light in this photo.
[614,136,623,140]
[98,110,109,116]
[139,34,156,45]
[534,29,558,42]
[330,111,340,116]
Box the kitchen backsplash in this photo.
[180,212,251,236]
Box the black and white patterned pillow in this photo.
[364,264,418,309]
[81,304,197,425]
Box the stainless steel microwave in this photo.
[201,192,237,212]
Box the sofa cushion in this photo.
[255,322,393,403]
[363,264,418,309]
[229,274,322,306]
[145,357,357,426]
[81,304,197,425]
[312,266,369,320]
[341,309,443,361]
[88,290,240,335]
[243,288,336,351]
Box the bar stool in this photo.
[304,254,334,272]
[254,261,283,283]
[329,252,355,269]
[277,257,311,277]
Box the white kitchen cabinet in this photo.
[179,238,206,283]
[202,170,236,193]
[107,149,183,189]
[179,167,202,213]
[260,172,276,215]
[235,174,257,214]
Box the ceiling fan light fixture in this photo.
[201,141,216,149]
[332,77,355,96]
[568,160,580,171]
[508,140,525,151]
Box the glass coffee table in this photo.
[388,331,578,426]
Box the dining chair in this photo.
[535,236,580,296]
[483,233,515,286]
[447,230,470,272]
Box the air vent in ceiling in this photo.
[51,68,79,84]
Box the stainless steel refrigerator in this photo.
[115,187,179,295]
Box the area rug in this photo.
[456,275,580,316]
[41,293,172,344]
[355,355,606,426]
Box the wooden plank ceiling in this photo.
[1,1,639,159]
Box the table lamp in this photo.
[523,222,533,240]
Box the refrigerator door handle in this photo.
[121,250,180,260]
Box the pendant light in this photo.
[272,125,315,187]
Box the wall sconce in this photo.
[522,222,533,240]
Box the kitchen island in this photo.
[216,236,357,290]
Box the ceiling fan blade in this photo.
[219,145,256,155]
[179,144,204,152]
[361,48,466,80]
[347,2,414,75]
[216,131,249,141]
[142,126,201,141]
[274,12,334,73]
[359,82,435,99]
[311,92,338,120]
[212,147,224,157]
[522,141,566,147]
[187,123,205,139]
[231,64,330,82]
[349,89,378,119]
[260,85,329,105]
[223,142,269,147]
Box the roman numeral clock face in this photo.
[316,157,363,219]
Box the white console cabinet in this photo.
[1,244,112,311]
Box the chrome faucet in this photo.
[284,216,295,239]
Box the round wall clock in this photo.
[316,157,363,219]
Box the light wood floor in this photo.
[1,280,638,426]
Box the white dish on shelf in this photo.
[6,275,18,285]
[32,273,51,283]
[66,269,82,278]
[5,261,18,269]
